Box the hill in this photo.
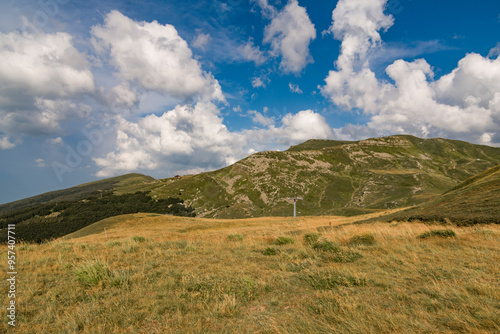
[370,164,500,225]
[147,135,500,218]
[0,173,155,215]
[2,135,500,242]
[5,213,499,333]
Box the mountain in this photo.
[369,164,500,225]
[146,135,500,218]
[0,173,155,215]
[2,135,500,242]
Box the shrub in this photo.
[262,247,279,256]
[75,260,112,287]
[348,233,376,246]
[273,236,294,246]
[75,260,131,288]
[303,233,321,245]
[301,269,367,290]
[417,229,456,239]
[322,250,363,263]
[312,239,341,253]
[132,236,146,243]
[227,234,244,241]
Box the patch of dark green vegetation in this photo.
[348,233,376,246]
[0,191,195,243]
[303,233,321,245]
[309,238,363,263]
[132,236,146,243]
[417,229,456,239]
[227,234,244,241]
[301,269,367,289]
[312,239,341,253]
[262,247,280,256]
[273,236,294,245]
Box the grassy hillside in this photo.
[5,214,499,333]
[372,164,500,225]
[146,135,500,218]
[0,173,155,215]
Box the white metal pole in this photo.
[293,199,296,219]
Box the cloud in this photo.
[94,102,243,177]
[321,0,500,145]
[248,110,274,126]
[0,136,15,149]
[252,77,267,88]
[263,0,316,74]
[237,40,267,65]
[252,0,277,19]
[91,10,224,102]
[240,110,333,149]
[35,158,46,168]
[0,30,95,145]
[289,83,303,94]
[488,43,500,58]
[192,32,211,50]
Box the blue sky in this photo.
[1,0,500,204]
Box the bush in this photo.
[262,247,279,256]
[303,233,321,245]
[312,239,341,253]
[273,236,294,246]
[132,236,146,243]
[348,233,376,246]
[75,260,112,287]
[321,250,363,263]
[417,229,456,239]
[301,269,367,290]
[75,260,130,288]
[227,234,244,241]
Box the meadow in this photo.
[3,213,499,333]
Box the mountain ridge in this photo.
[2,135,500,222]
[0,173,155,215]
[148,135,500,218]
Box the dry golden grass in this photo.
[3,213,500,333]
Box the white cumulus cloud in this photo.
[321,0,500,145]
[0,30,95,145]
[263,0,316,74]
[91,10,224,102]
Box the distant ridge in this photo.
[0,173,155,215]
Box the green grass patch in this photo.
[273,236,294,245]
[132,236,146,243]
[417,229,456,239]
[311,239,341,253]
[227,234,244,241]
[303,233,321,245]
[348,233,376,246]
[301,269,367,289]
[262,247,280,256]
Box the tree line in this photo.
[0,191,195,243]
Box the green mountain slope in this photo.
[146,135,500,218]
[371,164,500,225]
[0,173,155,215]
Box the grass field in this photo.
[4,213,500,333]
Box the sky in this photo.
[1,0,500,204]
